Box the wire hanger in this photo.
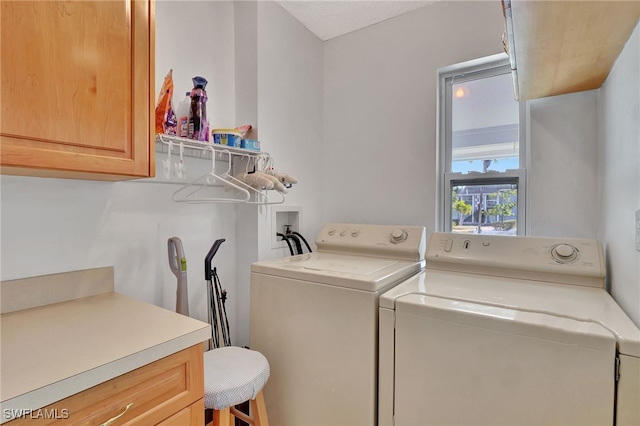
[172,146,251,204]
[154,134,289,205]
[174,142,187,180]
[163,140,173,179]
[231,152,286,205]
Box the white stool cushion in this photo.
[204,346,270,410]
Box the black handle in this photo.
[205,239,225,280]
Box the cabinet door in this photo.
[4,344,205,425]
[0,0,155,180]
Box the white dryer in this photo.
[379,232,640,426]
[250,223,426,426]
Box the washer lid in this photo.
[381,270,640,357]
[251,252,423,292]
[396,294,616,353]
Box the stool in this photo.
[204,346,270,426]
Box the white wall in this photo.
[257,1,325,241]
[322,0,603,242]
[237,1,325,347]
[323,1,505,231]
[0,176,237,331]
[0,0,241,341]
[156,0,236,130]
[234,1,325,347]
[233,0,260,349]
[598,22,640,326]
[4,0,637,345]
[529,90,599,238]
[0,0,323,349]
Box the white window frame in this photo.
[437,53,529,235]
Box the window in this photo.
[438,54,527,235]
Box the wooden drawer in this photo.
[7,344,204,425]
[156,399,204,426]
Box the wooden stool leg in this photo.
[213,408,231,426]
[250,391,269,426]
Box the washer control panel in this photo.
[316,223,426,261]
[426,232,605,285]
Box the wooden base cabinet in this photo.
[6,344,204,425]
[0,0,155,180]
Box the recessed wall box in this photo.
[271,206,302,250]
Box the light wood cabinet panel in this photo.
[5,344,204,426]
[156,399,205,426]
[503,0,640,100]
[0,0,155,180]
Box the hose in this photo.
[276,232,294,256]
[291,231,313,253]
[287,234,304,255]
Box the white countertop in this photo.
[0,291,210,423]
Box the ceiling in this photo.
[276,0,438,41]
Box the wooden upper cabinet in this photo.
[503,0,640,101]
[0,0,155,180]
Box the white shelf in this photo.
[147,134,288,205]
[155,134,264,158]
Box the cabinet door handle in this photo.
[99,402,133,426]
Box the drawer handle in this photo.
[100,402,133,426]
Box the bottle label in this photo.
[179,117,188,137]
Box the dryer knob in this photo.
[551,244,578,262]
[555,244,575,258]
[390,229,407,243]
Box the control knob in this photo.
[390,229,408,244]
[551,244,578,263]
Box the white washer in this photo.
[250,223,426,426]
[379,232,640,426]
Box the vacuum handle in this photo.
[205,239,226,280]
[168,237,186,276]
[168,237,189,316]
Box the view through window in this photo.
[438,55,527,235]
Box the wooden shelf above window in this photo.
[502,0,640,100]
